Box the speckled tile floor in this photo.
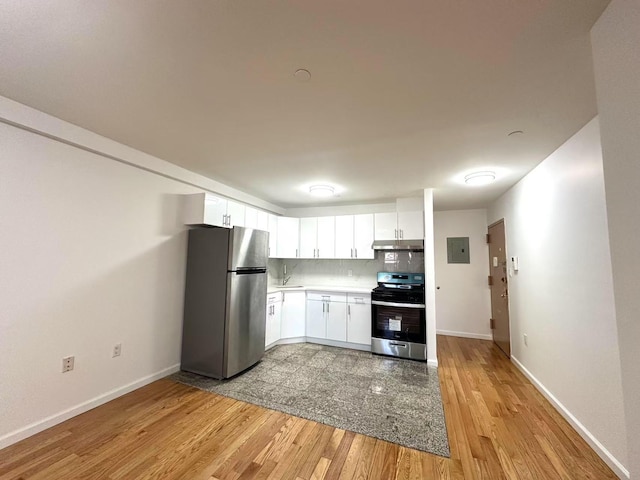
[171,343,450,457]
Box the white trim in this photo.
[511,356,629,479]
[427,359,438,368]
[0,95,285,215]
[437,329,493,341]
[0,364,180,450]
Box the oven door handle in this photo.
[371,300,426,309]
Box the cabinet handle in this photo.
[322,302,325,313]
[348,305,351,316]
[327,302,330,313]
[394,228,397,239]
[354,248,357,258]
[228,214,232,226]
[295,248,298,258]
[350,248,353,258]
[400,229,403,239]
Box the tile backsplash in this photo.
[268,251,424,287]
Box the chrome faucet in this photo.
[282,263,291,286]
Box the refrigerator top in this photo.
[228,226,269,271]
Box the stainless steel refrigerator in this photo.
[181,226,268,379]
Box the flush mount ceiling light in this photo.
[308,184,335,197]
[294,69,311,82]
[464,171,496,186]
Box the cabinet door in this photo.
[347,302,371,345]
[226,200,246,228]
[299,217,318,259]
[244,206,259,229]
[268,214,278,258]
[203,194,228,227]
[374,212,398,240]
[271,301,282,345]
[397,210,424,239]
[281,291,305,338]
[306,300,326,339]
[316,216,335,259]
[335,215,354,259]
[354,214,375,259]
[276,217,300,258]
[256,210,269,231]
[326,301,347,342]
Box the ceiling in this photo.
[0,0,609,210]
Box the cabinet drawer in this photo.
[347,293,371,305]
[306,291,347,303]
[267,292,282,304]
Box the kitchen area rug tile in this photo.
[171,344,450,457]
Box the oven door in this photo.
[371,301,426,344]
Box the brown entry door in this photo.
[488,220,510,357]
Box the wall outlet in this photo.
[524,334,528,346]
[62,356,74,373]
[112,343,122,358]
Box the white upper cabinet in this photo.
[374,211,424,240]
[374,212,398,240]
[335,215,355,258]
[225,200,245,228]
[353,214,375,259]
[276,217,300,258]
[268,214,278,258]
[299,218,317,259]
[256,210,269,231]
[398,210,424,239]
[299,217,335,259]
[183,193,252,229]
[244,206,259,229]
[184,193,227,227]
[335,214,375,259]
[316,217,335,258]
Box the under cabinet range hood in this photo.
[372,239,424,251]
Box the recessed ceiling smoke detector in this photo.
[464,171,496,186]
[294,69,311,82]
[309,184,335,197]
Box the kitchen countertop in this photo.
[267,285,374,294]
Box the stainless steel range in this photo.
[371,272,427,361]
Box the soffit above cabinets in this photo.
[0,1,609,209]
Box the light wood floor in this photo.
[0,336,617,479]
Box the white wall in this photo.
[0,98,273,448]
[434,210,491,340]
[592,2,640,478]
[487,117,627,477]
[423,189,438,366]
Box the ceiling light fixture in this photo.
[464,171,496,186]
[308,184,335,197]
[294,69,311,82]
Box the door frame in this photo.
[487,218,512,357]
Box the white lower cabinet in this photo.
[326,301,347,342]
[280,291,305,338]
[347,294,371,345]
[269,289,371,348]
[265,292,282,348]
[306,299,326,339]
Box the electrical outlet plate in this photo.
[62,356,74,373]
[113,343,122,357]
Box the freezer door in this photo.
[228,227,269,270]
[224,270,267,377]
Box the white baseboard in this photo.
[437,329,493,341]
[427,359,438,368]
[510,356,629,479]
[0,363,180,450]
